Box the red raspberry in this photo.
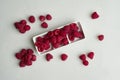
[19,28,26,33]
[52,42,60,48]
[46,53,53,61]
[28,15,35,23]
[15,53,22,59]
[26,60,32,66]
[20,20,27,25]
[82,60,89,66]
[31,55,36,61]
[98,34,104,41]
[26,54,32,60]
[87,52,94,59]
[50,36,57,44]
[68,35,75,41]
[27,49,33,55]
[24,25,31,31]
[38,47,44,52]
[91,12,99,19]
[63,25,70,33]
[62,38,69,45]
[53,29,60,35]
[19,61,26,67]
[41,22,48,28]
[39,15,45,21]
[79,54,86,61]
[46,14,52,20]
[61,54,68,61]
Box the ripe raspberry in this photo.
[41,22,48,28]
[39,15,45,21]
[98,34,104,41]
[91,12,99,19]
[28,15,35,23]
[46,14,52,20]
[87,52,94,59]
[46,53,53,61]
[79,54,86,61]
[61,54,68,61]
[82,60,89,66]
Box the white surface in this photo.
[0,0,120,80]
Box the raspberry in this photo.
[28,15,35,23]
[70,23,78,31]
[20,20,27,25]
[19,61,26,67]
[79,54,86,61]
[68,35,75,41]
[15,53,22,59]
[53,29,60,35]
[63,25,70,33]
[26,54,32,60]
[98,34,104,41]
[41,22,48,28]
[24,25,31,31]
[51,36,57,44]
[19,28,26,33]
[56,35,63,43]
[26,60,32,66]
[46,14,52,20]
[52,42,60,48]
[82,60,89,66]
[39,15,45,21]
[91,12,99,19]
[31,55,36,61]
[62,38,69,45]
[87,52,94,59]
[46,53,53,61]
[61,54,68,61]
[27,49,33,54]
[38,47,44,52]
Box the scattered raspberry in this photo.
[91,12,99,19]
[39,15,45,21]
[79,54,86,61]
[46,53,53,61]
[87,52,94,59]
[41,22,48,28]
[98,34,104,41]
[46,14,52,20]
[82,60,89,66]
[28,15,35,23]
[61,54,68,61]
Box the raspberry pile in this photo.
[15,49,36,67]
[34,23,85,53]
[14,20,31,33]
[79,52,94,66]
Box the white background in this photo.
[0,0,120,80]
